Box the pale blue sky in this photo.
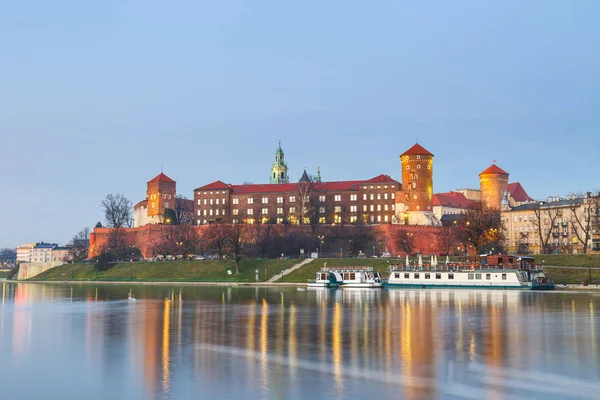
[1,0,598,247]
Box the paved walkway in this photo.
[267,258,314,282]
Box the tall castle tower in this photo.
[270,141,289,184]
[479,164,509,210]
[147,173,177,223]
[395,143,438,225]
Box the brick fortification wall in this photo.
[372,225,444,256]
[89,224,447,259]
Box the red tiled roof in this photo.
[401,143,433,157]
[363,174,399,184]
[195,180,231,191]
[196,175,398,195]
[507,182,532,202]
[148,173,176,183]
[433,192,476,209]
[479,164,508,176]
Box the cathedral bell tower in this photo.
[270,141,289,184]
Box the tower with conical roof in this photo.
[270,141,289,184]
[479,164,509,210]
[395,143,439,225]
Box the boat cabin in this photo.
[483,255,536,270]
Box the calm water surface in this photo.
[0,282,599,399]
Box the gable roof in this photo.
[401,143,433,157]
[194,180,231,191]
[479,164,509,176]
[363,174,399,184]
[507,182,532,203]
[148,173,176,184]
[433,192,476,209]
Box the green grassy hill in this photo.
[33,259,298,282]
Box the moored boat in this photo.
[384,255,554,290]
[328,266,383,288]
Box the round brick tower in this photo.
[479,164,509,210]
[395,143,437,225]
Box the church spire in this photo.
[270,141,289,184]
[316,166,321,182]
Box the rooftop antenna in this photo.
[161,164,163,173]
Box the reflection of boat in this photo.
[385,255,554,290]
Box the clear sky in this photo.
[1,0,599,248]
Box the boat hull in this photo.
[384,282,555,290]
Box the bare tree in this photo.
[438,226,457,255]
[69,227,90,262]
[224,223,246,274]
[295,173,317,226]
[394,230,414,255]
[152,225,200,257]
[202,223,229,259]
[101,194,132,228]
[456,203,504,255]
[569,194,596,254]
[0,248,16,267]
[174,194,194,225]
[531,204,560,254]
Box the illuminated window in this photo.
[334,195,341,201]
[233,198,239,205]
[247,198,254,204]
[247,208,253,215]
[262,197,268,204]
[233,209,239,215]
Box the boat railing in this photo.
[321,266,373,273]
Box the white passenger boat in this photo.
[307,270,340,288]
[385,255,554,290]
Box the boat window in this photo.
[394,273,400,278]
[404,273,409,279]
[320,273,327,280]
[414,273,420,279]
[502,273,507,280]
[448,273,454,280]
[343,273,349,280]
[435,273,441,279]
[475,274,482,280]
[350,273,356,280]
[468,274,474,280]
[486,274,491,280]
[425,273,430,279]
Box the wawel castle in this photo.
[132,142,600,255]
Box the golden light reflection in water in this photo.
[162,298,171,396]
[332,301,343,392]
[288,303,297,376]
[260,298,269,393]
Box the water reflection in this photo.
[0,283,599,399]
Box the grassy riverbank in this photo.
[29,255,600,284]
[32,259,298,283]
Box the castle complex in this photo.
[108,141,599,259]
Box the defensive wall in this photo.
[89,224,447,259]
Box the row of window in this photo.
[200,206,394,216]
[197,214,393,225]
[394,272,508,280]
[198,193,396,205]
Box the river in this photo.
[0,282,598,399]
